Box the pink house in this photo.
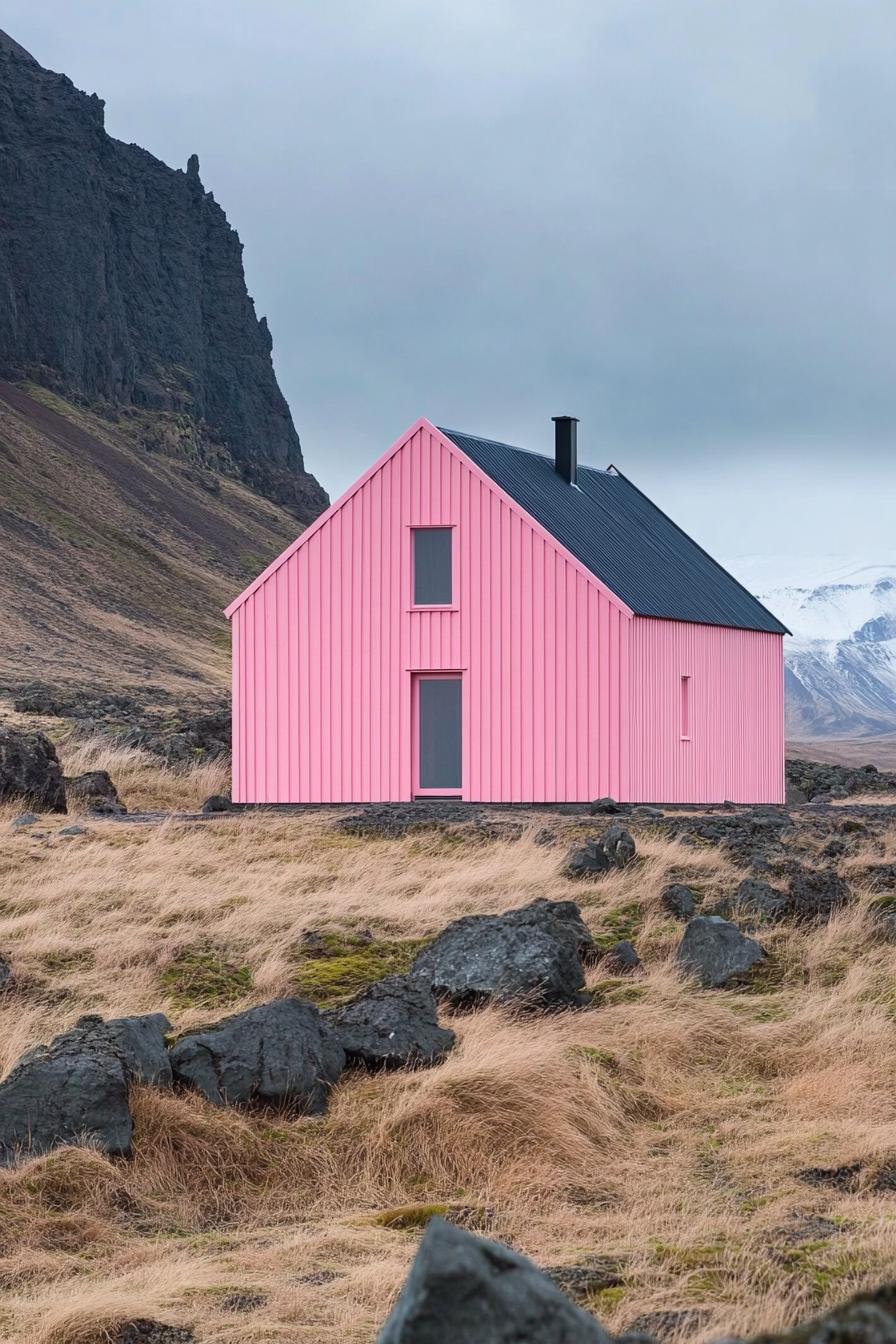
[226,417,788,805]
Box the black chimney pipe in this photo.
[552,415,578,485]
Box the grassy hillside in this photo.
[0,381,300,697]
[0,739,894,1342]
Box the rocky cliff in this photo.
[0,29,327,522]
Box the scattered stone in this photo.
[726,878,788,924]
[544,1258,625,1301]
[786,757,896,802]
[590,796,626,815]
[59,824,88,837]
[328,974,455,1069]
[0,726,67,812]
[787,868,851,922]
[633,805,663,819]
[410,899,591,1009]
[0,1028,131,1166]
[337,802,484,838]
[533,827,556,846]
[64,769,126,815]
[112,1323,195,1344]
[220,1292,267,1312]
[796,1162,862,1191]
[201,793,232,813]
[297,1269,340,1286]
[776,1213,843,1246]
[600,940,641,975]
[676,916,765,988]
[11,811,39,828]
[169,998,344,1112]
[863,864,896,892]
[0,952,13,993]
[748,1281,896,1343]
[624,1309,709,1340]
[377,1217,613,1343]
[662,883,696,920]
[563,827,636,878]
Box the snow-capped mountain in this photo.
[725,557,896,738]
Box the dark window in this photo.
[681,675,690,738]
[418,677,462,789]
[413,527,452,605]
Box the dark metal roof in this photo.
[439,428,789,635]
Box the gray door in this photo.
[417,677,462,792]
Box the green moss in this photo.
[591,1285,626,1309]
[372,1203,450,1230]
[571,1045,620,1069]
[590,979,648,1007]
[291,932,429,1007]
[161,945,253,1009]
[777,1241,868,1298]
[592,901,642,951]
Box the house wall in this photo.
[628,618,785,804]
[231,422,632,802]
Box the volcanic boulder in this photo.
[676,916,765,988]
[411,899,592,1009]
[377,1217,613,1343]
[329,975,455,1069]
[0,725,66,812]
[169,998,345,1112]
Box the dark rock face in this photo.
[0,1028,131,1165]
[377,1217,613,1343]
[201,793,232,814]
[662,883,697,920]
[0,35,326,521]
[624,1309,708,1340]
[169,998,345,1112]
[19,1013,171,1089]
[787,868,851,923]
[590,796,627,815]
[0,951,13,992]
[329,975,455,1069]
[411,899,591,1009]
[723,878,788,924]
[64,770,127,815]
[676,916,765,988]
[0,725,66,812]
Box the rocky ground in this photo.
[0,720,895,1341]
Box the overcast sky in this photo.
[7,1,896,565]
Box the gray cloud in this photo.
[7,0,896,559]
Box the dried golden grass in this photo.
[0,746,895,1340]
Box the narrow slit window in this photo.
[680,674,691,739]
[413,527,452,605]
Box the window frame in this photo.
[680,673,691,741]
[408,524,458,611]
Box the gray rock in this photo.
[662,883,696,920]
[676,916,765,988]
[18,1012,172,1088]
[590,796,626,815]
[600,940,641,974]
[746,1282,896,1343]
[169,998,345,1112]
[377,1217,613,1343]
[0,951,13,993]
[625,1310,708,1340]
[716,878,788,924]
[543,1259,624,1302]
[59,824,88,837]
[0,726,66,812]
[787,868,851,923]
[11,811,39,827]
[563,827,636,879]
[201,793,232,813]
[633,806,664,819]
[329,975,455,1069]
[64,769,126,815]
[411,899,591,1009]
[0,1031,131,1165]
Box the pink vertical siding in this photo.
[229,422,631,803]
[628,618,785,804]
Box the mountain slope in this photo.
[0,379,299,695]
[0,28,326,521]
[728,556,896,739]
